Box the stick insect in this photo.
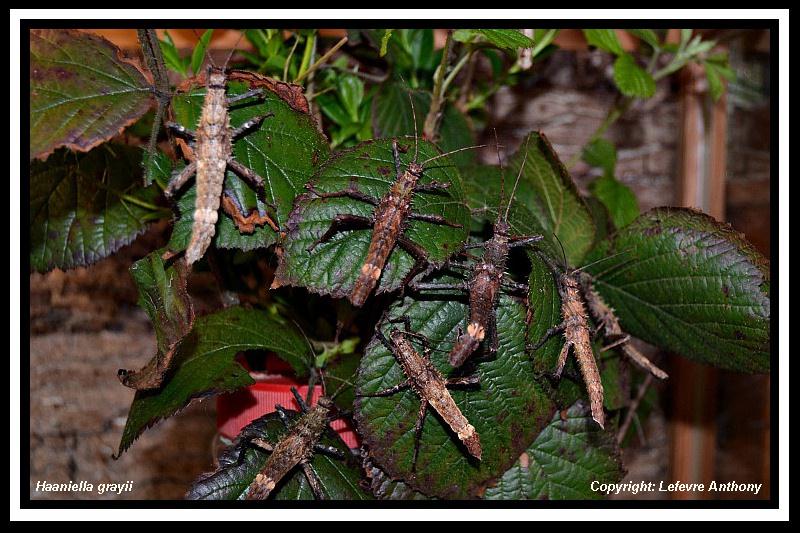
[164,31,278,265]
[410,135,543,368]
[305,99,481,307]
[358,316,482,469]
[527,243,612,428]
[243,386,349,500]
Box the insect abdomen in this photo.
[186,86,232,265]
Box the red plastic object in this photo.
[216,368,360,449]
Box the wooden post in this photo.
[670,60,728,500]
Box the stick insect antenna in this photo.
[420,144,488,167]
[221,29,248,71]
[504,136,531,220]
[191,28,217,70]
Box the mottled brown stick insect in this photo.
[528,249,607,428]
[580,272,668,380]
[305,100,481,307]
[358,316,482,469]
[243,387,348,500]
[164,33,277,265]
[410,136,543,368]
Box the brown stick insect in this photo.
[410,135,543,368]
[163,31,278,265]
[357,315,482,469]
[305,100,481,307]
[242,386,350,500]
[535,260,606,428]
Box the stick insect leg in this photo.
[290,386,309,413]
[300,462,327,500]
[411,401,428,472]
[408,212,463,228]
[391,139,403,176]
[305,184,379,206]
[227,158,266,193]
[165,121,196,140]
[599,334,632,353]
[501,279,529,294]
[164,160,197,198]
[509,235,545,248]
[314,443,346,459]
[446,374,481,387]
[226,88,265,105]
[396,236,431,290]
[230,112,273,139]
[356,380,410,398]
[409,281,468,292]
[307,214,373,252]
[249,437,274,453]
[527,322,567,352]
[554,341,572,378]
[275,404,292,427]
[414,180,451,193]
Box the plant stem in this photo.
[294,36,348,84]
[423,29,454,141]
[617,373,653,445]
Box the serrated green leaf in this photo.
[613,53,656,98]
[274,138,470,304]
[354,292,555,499]
[116,306,314,456]
[30,145,162,273]
[583,29,625,56]
[590,174,640,230]
[187,411,372,500]
[509,132,596,266]
[118,251,194,390]
[586,208,770,372]
[484,401,624,500]
[167,75,330,254]
[363,458,433,500]
[142,148,173,188]
[30,29,152,160]
[478,29,536,50]
[372,82,475,166]
[190,29,214,76]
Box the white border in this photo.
[11,9,789,522]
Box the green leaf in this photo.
[484,401,624,500]
[167,74,330,254]
[354,291,555,499]
[704,61,734,102]
[590,174,640,230]
[380,29,394,57]
[187,411,372,500]
[583,29,625,56]
[158,31,187,75]
[532,29,560,58]
[190,29,214,76]
[274,138,470,304]
[586,208,770,373]
[372,82,475,166]
[30,29,152,160]
[627,29,660,49]
[363,458,433,500]
[30,145,162,273]
[337,74,365,123]
[142,148,173,188]
[613,54,656,98]
[117,251,194,390]
[116,306,314,456]
[582,138,617,175]
[454,29,535,51]
[509,132,596,266]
